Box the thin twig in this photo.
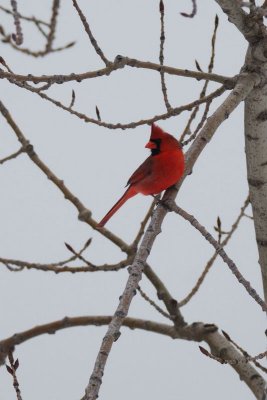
[69,89,76,108]
[72,0,110,66]
[65,241,96,269]
[180,0,197,18]
[0,255,133,273]
[6,351,22,400]
[144,264,186,327]
[45,0,60,52]
[0,5,49,26]
[0,57,233,85]
[10,0,23,45]
[0,146,25,165]
[222,330,267,373]
[178,196,250,307]
[180,15,219,143]
[137,285,172,320]
[200,342,267,370]
[159,0,171,111]
[0,100,131,254]
[130,199,157,250]
[168,201,267,312]
[23,82,226,130]
[0,25,75,57]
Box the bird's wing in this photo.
[126,156,153,187]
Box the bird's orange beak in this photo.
[145,141,157,149]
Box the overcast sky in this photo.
[0,1,265,399]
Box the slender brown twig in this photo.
[21,81,226,130]
[137,285,172,320]
[6,351,22,400]
[0,100,131,253]
[0,5,49,26]
[222,330,267,373]
[72,0,110,65]
[10,0,23,45]
[200,341,267,370]
[0,255,133,274]
[168,201,267,312]
[178,196,250,306]
[45,0,60,52]
[180,15,219,144]
[180,0,197,18]
[0,57,233,85]
[0,24,75,57]
[0,146,25,165]
[130,199,157,250]
[159,0,171,111]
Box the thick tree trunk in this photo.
[245,47,267,301]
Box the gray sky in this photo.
[0,1,265,399]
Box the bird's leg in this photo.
[151,193,172,211]
[152,193,162,202]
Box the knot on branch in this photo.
[24,142,35,156]
[114,54,127,67]
[179,322,218,341]
[223,77,237,90]
[78,209,92,222]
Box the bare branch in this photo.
[180,0,197,18]
[130,199,156,250]
[64,241,95,268]
[0,5,49,27]
[0,146,24,165]
[168,202,267,312]
[137,285,172,320]
[0,24,75,57]
[180,15,219,144]
[10,0,23,45]
[45,0,60,52]
[144,264,186,327]
[6,351,22,400]
[0,315,264,398]
[0,57,233,85]
[0,100,131,253]
[0,255,133,274]
[0,316,176,366]
[25,83,226,129]
[82,72,258,400]
[159,0,171,111]
[179,196,250,306]
[214,0,264,42]
[222,330,267,373]
[72,0,110,66]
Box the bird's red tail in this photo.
[97,186,137,227]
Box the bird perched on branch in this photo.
[97,123,184,227]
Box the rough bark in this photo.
[206,332,267,400]
[245,76,267,301]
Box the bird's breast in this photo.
[134,150,184,195]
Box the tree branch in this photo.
[0,315,264,399]
[72,0,110,66]
[82,72,258,400]
[178,195,250,306]
[0,57,233,85]
[0,100,131,253]
[167,202,267,312]
[214,0,265,42]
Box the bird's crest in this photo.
[150,123,166,140]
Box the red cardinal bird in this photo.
[97,123,184,227]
